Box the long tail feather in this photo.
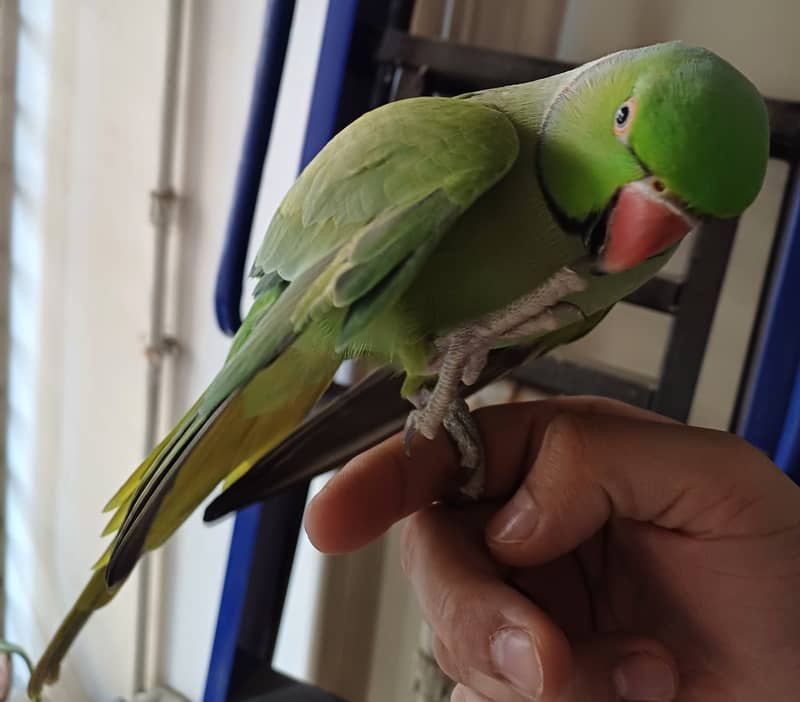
[28,570,115,699]
[30,330,340,694]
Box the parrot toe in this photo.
[442,397,486,500]
[404,391,487,500]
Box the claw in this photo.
[458,472,485,501]
[442,398,486,499]
[403,412,418,458]
[400,267,585,496]
[462,349,489,386]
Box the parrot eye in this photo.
[613,98,637,142]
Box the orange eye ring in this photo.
[613,97,637,141]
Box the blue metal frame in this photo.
[214,0,297,336]
[205,2,359,700]
[296,0,360,169]
[738,170,800,481]
[204,504,263,702]
[775,370,800,480]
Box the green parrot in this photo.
[27,41,767,698]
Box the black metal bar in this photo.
[390,64,429,101]
[652,218,739,421]
[515,356,656,409]
[236,485,311,660]
[365,1,417,108]
[241,680,346,702]
[231,667,346,702]
[376,28,574,87]
[623,277,682,314]
[766,98,800,162]
[246,688,346,702]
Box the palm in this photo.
[501,515,800,700]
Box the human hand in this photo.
[305,397,800,702]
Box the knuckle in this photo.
[430,634,459,683]
[428,590,471,681]
[540,411,587,475]
[721,430,765,464]
[697,427,773,481]
[528,411,597,520]
[432,582,463,635]
[400,515,421,579]
[430,584,499,682]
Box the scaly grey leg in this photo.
[442,397,485,499]
[405,391,485,499]
[403,266,588,499]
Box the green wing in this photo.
[251,97,520,345]
[200,97,518,414]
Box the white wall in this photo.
[7,1,164,699]
[558,0,800,100]
[5,1,330,699]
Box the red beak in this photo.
[599,179,697,274]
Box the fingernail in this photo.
[488,488,538,543]
[490,628,542,699]
[613,653,677,701]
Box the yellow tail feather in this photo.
[102,399,203,513]
[28,570,116,699]
[31,330,340,694]
[100,504,126,538]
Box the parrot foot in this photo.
[430,266,588,385]
[404,391,485,499]
[404,388,438,446]
[404,266,587,499]
[442,396,485,499]
[456,301,585,386]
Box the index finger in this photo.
[304,395,674,553]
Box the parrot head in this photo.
[537,42,769,273]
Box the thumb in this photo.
[450,634,679,702]
[485,410,793,567]
[568,634,678,702]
